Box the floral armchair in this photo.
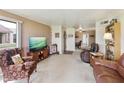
[0,48,37,83]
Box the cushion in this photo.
[95,61,118,70]
[11,54,24,64]
[117,65,124,78]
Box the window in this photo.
[0,19,17,49]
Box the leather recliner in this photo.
[91,53,124,83]
[80,43,99,63]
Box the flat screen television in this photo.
[29,37,47,52]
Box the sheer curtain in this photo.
[82,33,89,48]
[16,22,22,48]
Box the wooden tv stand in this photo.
[27,47,49,62]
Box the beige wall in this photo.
[88,30,95,47]
[75,31,83,43]
[0,10,51,53]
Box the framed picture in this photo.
[55,33,59,38]
[49,44,58,54]
[68,34,73,38]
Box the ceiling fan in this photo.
[76,25,85,32]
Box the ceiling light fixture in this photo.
[76,25,84,32]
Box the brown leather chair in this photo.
[90,43,99,52]
[80,43,99,63]
[80,49,90,63]
[91,53,124,83]
[76,41,82,49]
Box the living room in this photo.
[1,9,124,84]
[1,0,124,92]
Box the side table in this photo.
[90,52,104,66]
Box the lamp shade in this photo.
[104,32,113,40]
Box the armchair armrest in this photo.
[9,64,25,71]
[22,56,33,61]
[94,58,118,70]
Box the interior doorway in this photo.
[75,30,95,50]
[63,31,66,53]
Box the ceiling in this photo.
[4,9,124,29]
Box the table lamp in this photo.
[104,32,113,60]
[104,32,113,40]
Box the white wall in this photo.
[95,20,107,54]
[66,27,75,51]
[51,25,63,54]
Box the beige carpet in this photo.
[0,51,95,83]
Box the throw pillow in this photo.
[11,54,24,64]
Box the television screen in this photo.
[29,37,47,52]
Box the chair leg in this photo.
[27,76,30,83]
[35,64,37,72]
[3,80,7,83]
[35,68,37,72]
